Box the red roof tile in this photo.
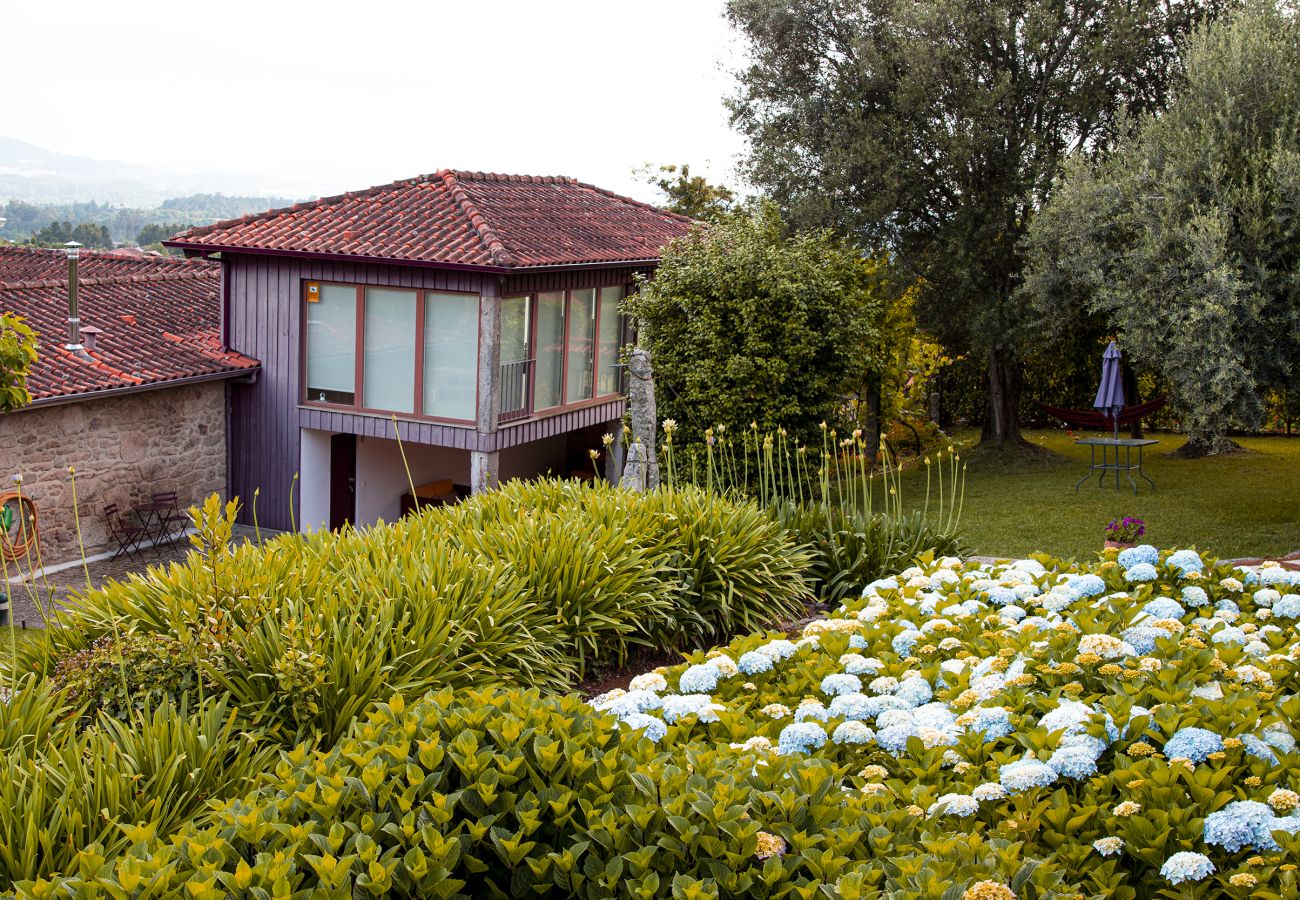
[0,247,259,403]
[166,170,696,269]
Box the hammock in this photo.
[1036,396,1168,430]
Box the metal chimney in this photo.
[64,241,83,352]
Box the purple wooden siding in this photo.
[225,254,641,530]
[224,253,492,530]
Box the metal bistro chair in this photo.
[150,491,189,546]
[103,503,147,559]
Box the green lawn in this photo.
[898,429,1300,561]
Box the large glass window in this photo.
[500,296,532,417]
[596,285,624,396]
[305,284,357,404]
[362,288,417,413]
[423,292,478,420]
[535,291,565,410]
[565,288,596,403]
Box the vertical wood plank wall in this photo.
[225,256,646,530]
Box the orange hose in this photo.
[0,492,38,563]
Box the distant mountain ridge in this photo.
[0,135,325,207]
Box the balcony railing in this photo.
[499,358,534,423]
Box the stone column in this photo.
[626,348,659,489]
[472,280,502,495]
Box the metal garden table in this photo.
[1074,438,1159,494]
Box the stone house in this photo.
[0,247,259,568]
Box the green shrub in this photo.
[0,687,273,887]
[29,688,1076,899]
[52,630,223,723]
[772,501,968,603]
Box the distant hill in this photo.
[0,135,323,207]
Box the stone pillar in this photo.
[472,280,502,495]
[470,449,499,495]
[619,441,646,491]
[626,349,659,489]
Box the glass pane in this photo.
[565,288,596,403]
[305,284,356,404]
[423,292,479,420]
[500,296,531,417]
[535,291,565,410]
[596,285,624,396]
[362,287,417,413]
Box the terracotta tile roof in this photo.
[166,170,696,269]
[0,247,259,403]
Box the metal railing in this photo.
[499,358,535,423]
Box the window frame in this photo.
[500,282,628,419]
[300,279,482,426]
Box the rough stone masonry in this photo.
[0,382,228,568]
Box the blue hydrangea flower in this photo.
[1071,574,1107,597]
[999,758,1058,793]
[1000,605,1027,623]
[760,639,798,661]
[794,701,831,723]
[1253,588,1279,607]
[1262,723,1297,753]
[617,712,666,742]
[864,577,899,595]
[1215,598,1240,614]
[1159,852,1215,885]
[1275,594,1300,619]
[1210,626,1247,646]
[660,694,716,724]
[986,586,1018,606]
[599,690,662,717]
[737,650,774,675]
[1164,727,1224,763]
[1048,744,1101,780]
[1038,700,1094,737]
[1166,550,1204,575]
[678,663,721,694]
[1241,569,1260,586]
[831,721,875,745]
[927,793,978,817]
[1124,563,1158,583]
[1203,801,1278,852]
[1142,597,1185,620]
[841,654,879,676]
[1180,586,1209,607]
[777,721,827,754]
[829,692,875,721]
[1243,735,1279,765]
[1259,568,1298,587]
[848,634,868,649]
[821,673,863,697]
[895,677,933,707]
[862,695,909,720]
[1121,625,1165,655]
[892,630,919,657]
[967,706,1013,742]
[875,723,917,754]
[1118,545,1159,569]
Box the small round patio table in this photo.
[1073,438,1159,494]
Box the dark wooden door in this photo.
[329,433,356,530]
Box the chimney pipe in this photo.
[64,241,83,352]
[80,324,103,352]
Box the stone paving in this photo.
[3,524,266,629]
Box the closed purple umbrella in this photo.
[1093,341,1126,439]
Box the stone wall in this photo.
[0,382,227,567]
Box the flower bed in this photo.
[593,547,1300,896]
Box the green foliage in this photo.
[637,163,736,221]
[0,312,38,414]
[725,0,1228,443]
[31,689,1078,899]
[629,203,889,445]
[19,485,812,745]
[134,222,186,246]
[1022,1,1300,454]
[0,683,273,887]
[30,221,112,249]
[51,630,223,724]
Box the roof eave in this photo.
[16,366,262,412]
[162,242,664,275]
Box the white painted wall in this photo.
[299,428,332,533]
[354,436,471,526]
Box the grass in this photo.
[0,626,41,669]
[897,428,1300,561]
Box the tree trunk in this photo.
[981,347,1024,445]
[1122,360,1143,439]
[864,378,882,462]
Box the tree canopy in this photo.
[637,163,736,221]
[1022,0,1300,454]
[628,203,888,444]
[724,0,1227,448]
[0,313,38,415]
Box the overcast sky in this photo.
[4,0,748,203]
